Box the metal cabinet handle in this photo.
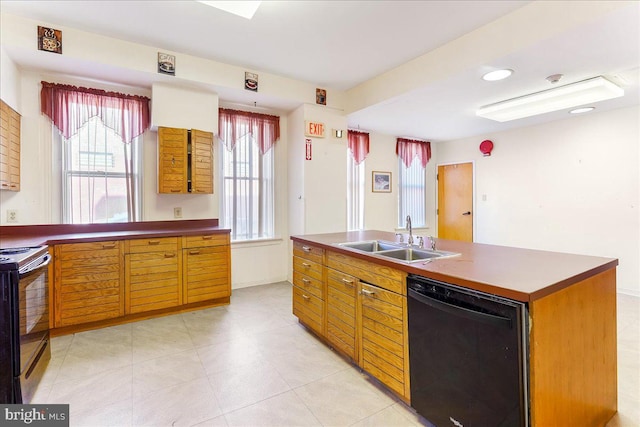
[462,211,471,216]
[189,250,201,255]
[164,253,176,258]
[202,235,213,240]
[302,246,312,252]
[302,294,310,300]
[102,243,116,249]
[302,278,310,284]
[149,240,161,245]
[301,262,311,268]
[361,288,375,297]
[341,278,354,286]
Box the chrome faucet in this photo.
[428,236,436,250]
[406,215,414,245]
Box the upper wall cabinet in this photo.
[158,126,213,194]
[0,100,20,192]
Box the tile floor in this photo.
[32,282,639,427]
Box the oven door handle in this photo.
[19,254,52,277]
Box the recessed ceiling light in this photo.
[482,69,513,82]
[198,1,262,19]
[569,107,595,114]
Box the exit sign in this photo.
[305,121,325,138]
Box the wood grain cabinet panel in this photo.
[158,127,213,194]
[0,100,20,191]
[292,242,325,336]
[53,241,124,327]
[125,237,182,313]
[182,234,231,304]
[326,268,358,360]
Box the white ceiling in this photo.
[1,0,639,141]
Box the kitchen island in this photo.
[291,230,618,427]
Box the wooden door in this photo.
[437,162,473,242]
[158,127,188,193]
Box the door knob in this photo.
[462,211,471,216]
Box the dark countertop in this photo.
[291,230,618,302]
[0,219,230,248]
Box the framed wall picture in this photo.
[316,88,326,105]
[245,72,258,92]
[158,52,175,75]
[372,171,391,193]
[38,26,62,54]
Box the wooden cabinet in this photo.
[53,241,124,327]
[124,237,182,313]
[158,127,213,194]
[182,234,231,303]
[359,282,408,398]
[326,268,358,360]
[0,100,20,192]
[291,248,410,401]
[292,241,325,336]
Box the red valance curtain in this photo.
[218,108,280,154]
[396,138,431,168]
[347,130,369,164]
[40,81,150,144]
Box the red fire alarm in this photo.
[480,139,494,156]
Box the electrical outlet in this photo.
[173,207,182,219]
[7,209,18,223]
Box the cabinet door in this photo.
[359,282,409,398]
[158,127,188,194]
[54,241,124,327]
[125,237,182,313]
[190,129,213,194]
[326,268,358,360]
[183,245,230,303]
[0,100,20,192]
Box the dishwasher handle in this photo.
[408,288,512,329]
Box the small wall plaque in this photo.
[316,88,326,105]
[158,52,175,76]
[245,72,258,92]
[38,26,62,54]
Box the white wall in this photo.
[0,46,20,110]
[151,84,219,133]
[436,106,640,295]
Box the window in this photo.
[62,117,141,223]
[218,109,280,241]
[396,138,431,228]
[40,81,150,224]
[347,130,369,231]
[398,156,426,227]
[347,151,365,230]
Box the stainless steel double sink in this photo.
[335,240,460,264]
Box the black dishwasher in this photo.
[407,275,529,427]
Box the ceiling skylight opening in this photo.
[198,1,262,19]
[569,107,595,114]
[482,69,513,82]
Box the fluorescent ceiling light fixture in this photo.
[569,107,595,114]
[476,76,623,122]
[482,69,513,81]
[198,1,261,19]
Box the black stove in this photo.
[0,246,49,272]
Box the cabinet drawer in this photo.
[57,240,120,254]
[327,268,357,299]
[293,271,323,300]
[293,256,323,282]
[183,233,229,248]
[293,241,324,264]
[327,251,406,295]
[293,285,324,336]
[127,237,179,253]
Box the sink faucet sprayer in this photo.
[406,215,414,245]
